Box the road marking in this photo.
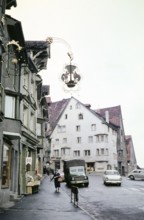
[139,206,144,211]
[123,187,144,194]
[130,187,139,191]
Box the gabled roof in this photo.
[48,97,119,136]
[95,105,122,127]
[42,85,50,96]
[25,41,51,71]
[6,0,17,9]
[48,98,70,131]
[125,135,137,163]
[6,15,28,64]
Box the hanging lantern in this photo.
[61,62,81,88]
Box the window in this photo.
[54,150,59,157]
[76,102,81,109]
[55,139,59,145]
[118,150,123,157]
[105,135,108,143]
[73,150,80,157]
[2,143,10,188]
[84,150,90,156]
[96,135,99,143]
[112,129,116,136]
[63,138,67,144]
[88,136,93,143]
[24,72,29,89]
[23,103,28,126]
[96,134,108,143]
[101,135,104,142]
[5,95,15,118]
[57,125,66,133]
[77,137,81,143]
[91,124,96,131]
[61,148,70,156]
[76,125,80,132]
[96,149,100,155]
[30,75,35,97]
[65,114,68,119]
[101,148,104,155]
[0,84,4,113]
[36,123,42,136]
[70,105,72,110]
[78,113,83,119]
[106,148,109,155]
[30,110,35,131]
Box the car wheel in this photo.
[129,175,135,180]
[118,183,121,186]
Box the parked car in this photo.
[103,170,122,186]
[128,169,144,180]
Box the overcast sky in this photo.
[8,0,144,167]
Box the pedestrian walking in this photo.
[50,169,61,192]
[46,162,50,176]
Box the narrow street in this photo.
[0,176,93,220]
[1,174,144,220]
[61,174,144,220]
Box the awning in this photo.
[3,131,21,140]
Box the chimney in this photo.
[105,110,109,123]
[85,104,91,109]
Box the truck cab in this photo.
[63,159,89,187]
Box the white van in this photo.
[128,169,144,180]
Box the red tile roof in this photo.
[95,105,121,127]
[48,98,70,131]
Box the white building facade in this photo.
[49,97,118,173]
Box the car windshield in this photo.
[69,166,85,175]
[105,170,119,175]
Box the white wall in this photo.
[50,97,118,172]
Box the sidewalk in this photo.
[0,175,94,220]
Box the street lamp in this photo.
[46,37,81,88]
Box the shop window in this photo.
[2,144,10,188]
